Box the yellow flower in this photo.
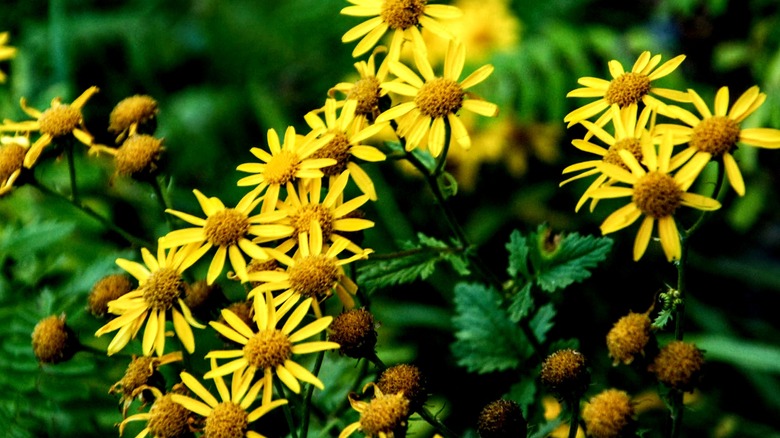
[159,188,289,284]
[340,383,410,438]
[236,126,336,212]
[377,39,498,157]
[660,86,780,196]
[0,135,30,197]
[257,169,376,255]
[0,31,17,83]
[341,0,462,60]
[95,242,205,356]
[118,388,191,438]
[564,51,688,128]
[171,359,288,438]
[204,289,340,405]
[304,98,389,200]
[561,104,655,212]
[247,221,370,315]
[330,47,394,122]
[0,86,99,168]
[589,131,720,261]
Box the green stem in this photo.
[274,378,299,438]
[29,178,153,248]
[66,142,78,202]
[150,175,173,230]
[416,407,458,438]
[432,126,451,178]
[669,231,689,438]
[567,398,580,438]
[669,389,685,438]
[299,347,326,438]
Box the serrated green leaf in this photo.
[529,303,556,344]
[506,230,531,279]
[652,308,674,329]
[451,283,531,373]
[507,377,537,419]
[535,228,612,292]
[357,233,469,291]
[508,283,533,323]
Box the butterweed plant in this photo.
[2,1,780,438]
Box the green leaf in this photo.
[686,334,780,373]
[506,230,531,279]
[508,283,533,323]
[534,226,612,293]
[451,283,531,373]
[507,377,537,419]
[652,308,674,329]
[529,303,556,344]
[357,233,469,292]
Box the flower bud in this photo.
[329,308,377,359]
[649,340,704,392]
[582,389,636,438]
[477,399,527,438]
[540,349,590,401]
[31,314,77,364]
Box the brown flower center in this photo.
[689,115,740,156]
[204,209,250,247]
[312,132,351,176]
[147,393,191,438]
[632,171,682,219]
[0,142,26,182]
[143,267,186,310]
[603,138,643,170]
[360,392,410,435]
[380,0,427,30]
[118,356,157,397]
[288,254,340,299]
[605,72,651,107]
[415,78,464,118]
[348,77,381,116]
[115,134,163,176]
[243,329,293,369]
[38,104,82,137]
[263,150,300,185]
[291,204,334,240]
[204,402,248,438]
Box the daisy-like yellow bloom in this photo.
[589,131,720,261]
[340,383,411,438]
[304,98,388,200]
[0,86,99,168]
[564,51,688,129]
[0,32,17,83]
[204,289,340,405]
[341,0,462,60]
[247,221,370,315]
[561,104,655,212]
[118,387,192,438]
[236,126,336,212]
[0,135,30,197]
[95,241,206,356]
[330,47,393,122]
[258,170,375,256]
[171,359,288,438]
[376,39,498,157]
[660,86,780,196]
[159,188,290,285]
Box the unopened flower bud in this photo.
[477,399,527,438]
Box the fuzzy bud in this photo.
[329,308,377,359]
[582,389,636,438]
[376,364,427,412]
[31,314,78,364]
[540,349,590,401]
[477,399,527,438]
[88,274,134,317]
[649,340,704,392]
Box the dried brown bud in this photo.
[31,314,77,364]
[329,308,377,358]
[540,349,590,400]
[376,364,427,412]
[477,399,527,438]
[88,274,134,317]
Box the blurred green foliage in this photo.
[1,0,780,437]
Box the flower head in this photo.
[329,308,378,359]
[606,311,653,366]
[160,188,289,284]
[330,47,394,122]
[0,135,31,197]
[0,32,17,83]
[236,126,336,211]
[204,290,339,405]
[660,86,780,196]
[109,94,159,142]
[110,352,183,417]
[341,0,462,60]
[581,389,636,438]
[376,364,427,412]
[476,399,527,438]
[340,383,411,438]
[94,242,205,356]
[31,314,78,364]
[304,99,388,199]
[247,221,370,315]
[377,39,498,157]
[171,359,288,438]
[0,86,99,167]
[118,388,192,438]
[589,131,720,261]
[564,51,688,128]
[649,340,704,392]
[88,273,135,317]
[540,349,590,401]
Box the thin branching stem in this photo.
[275,378,300,438]
[299,341,326,438]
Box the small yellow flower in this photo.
[304,98,389,200]
[0,31,17,83]
[171,359,288,438]
[0,135,30,197]
[247,221,370,315]
[330,47,394,122]
[340,383,410,438]
[377,39,498,157]
[564,51,688,128]
[341,0,462,60]
[160,188,289,284]
[95,242,205,356]
[660,85,780,196]
[204,289,340,405]
[589,131,720,261]
[118,388,191,438]
[236,126,336,212]
[0,86,99,168]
